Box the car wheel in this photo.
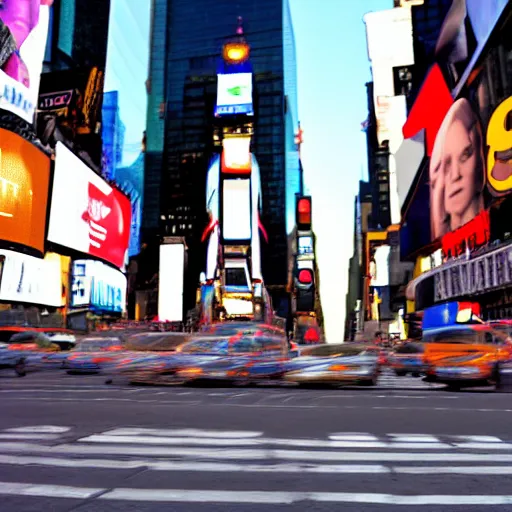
[15,361,26,377]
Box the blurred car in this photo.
[117,333,289,386]
[282,343,383,386]
[387,341,426,377]
[63,336,125,374]
[422,324,512,390]
[0,343,26,377]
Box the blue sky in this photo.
[289,0,391,342]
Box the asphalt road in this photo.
[1,370,512,511]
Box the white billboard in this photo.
[215,73,253,116]
[0,3,51,123]
[0,250,62,307]
[222,136,252,173]
[370,245,391,287]
[222,179,251,241]
[158,244,185,323]
[71,260,127,313]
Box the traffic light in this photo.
[295,267,315,312]
[296,196,312,231]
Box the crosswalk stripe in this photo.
[77,434,454,450]
[2,453,512,475]
[388,434,440,443]
[104,428,263,438]
[0,481,102,499]
[3,426,71,434]
[1,481,512,505]
[0,434,61,441]
[2,441,512,462]
[328,434,379,441]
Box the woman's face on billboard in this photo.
[443,118,480,222]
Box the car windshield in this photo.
[124,332,191,351]
[74,338,122,352]
[179,338,230,354]
[299,343,370,357]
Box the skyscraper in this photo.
[142,0,300,317]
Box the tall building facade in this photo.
[141,0,300,318]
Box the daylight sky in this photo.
[289,0,391,342]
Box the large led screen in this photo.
[48,142,132,269]
[215,73,253,116]
[102,0,151,257]
[0,0,52,123]
[71,259,127,313]
[222,179,251,241]
[158,244,184,323]
[0,129,50,253]
[221,136,251,174]
[0,249,62,307]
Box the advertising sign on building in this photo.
[48,142,132,270]
[433,244,512,303]
[0,128,51,253]
[215,73,254,116]
[71,260,127,314]
[0,250,62,307]
[0,1,52,123]
[222,179,252,241]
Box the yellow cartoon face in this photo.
[487,96,512,195]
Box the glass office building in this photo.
[142,0,300,315]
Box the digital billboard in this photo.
[37,67,105,143]
[222,179,251,241]
[215,73,253,116]
[71,259,127,314]
[0,0,52,123]
[48,142,132,269]
[0,249,62,307]
[158,243,185,323]
[221,135,251,174]
[0,128,50,253]
[298,235,314,256]
[102,0,151,257]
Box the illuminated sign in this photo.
[71,260,127,313]
[434,244,512,303]
[223,42,250,64]
[442,209,490,258]
[486,96,512,195]
[222,179,251,241]
[298,236,314,256]
[0,2,52,123]
[215,73,253,116]
[158,244,185,323]
[221,136,251,174]
[0,250,62,307]
[48,142,131,270]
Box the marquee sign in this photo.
[434,244,512,302]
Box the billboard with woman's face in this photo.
[429,98,486,240]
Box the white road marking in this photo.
[78,434,454,450]
[455,442,512,450]
[329,434,378,441]
[103,428,263,438]
[457,435,503,443]
[3,426,70,434]
[388,435,440,443]
[397,466,512,475]
[0,454,389,474]
[0,434,60,441]
[0,481,103,499]
[2,442,512,462]
[100,489,512,505]
[2,453,512,476]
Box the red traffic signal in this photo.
[297,268,313,285]
[296,196,312,230]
